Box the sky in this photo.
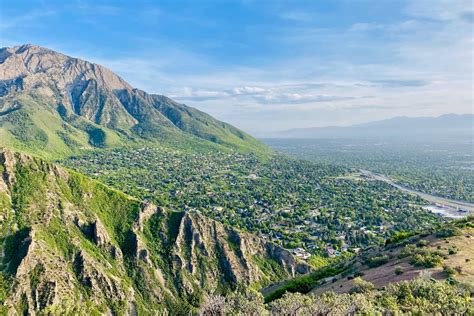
[1,0,473,135]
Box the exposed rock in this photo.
[0,44,268,156]
[170,211,311,293]
[0,44,131,93]
[0,148,18,190]
[0,149,309,314]
[91,218,123,261]
[73,250,130,303]
[91,219,109,246]
[137,202,161,231]
[6,235,80,315]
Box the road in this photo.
[360,169,474,217]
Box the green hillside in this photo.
[0,148,308,314]
[0,44,270,159]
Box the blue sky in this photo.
[1,0,472,134]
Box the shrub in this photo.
[443,265,456,277]
[366,255,389,268]
[436,226,461,238]
[385,231,416,245]
[416,239,429,247]
[448,247,458,255]
[350,277,374,293]
[264,266,346,303]
[399,244,417,258]
[410,253,443,268]
[395,266,403,275]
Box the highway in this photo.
[360,169,474,217]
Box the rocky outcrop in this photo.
[169,211,311,294]
[0,147,21,190]
[0,44,131,92]
[90,218,123,261]
[73,250,130,303]
[0,149,308,314]
[6,234,80,315]
[137,202,161,231]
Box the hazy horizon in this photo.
[1,0,472,134]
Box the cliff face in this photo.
[0,44,268,157]
[0,148,309,314]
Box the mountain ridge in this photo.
[0,147,308,314]
[272,113,473,140]
[0,44,269,158]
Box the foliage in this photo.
[264,266,347,303]
[63,147,443,257]
[350,277,375,293]
[436,225,462,238]
[0,273,11,304]
[365,255,389,268]
[443,265,456,277]
[385,231,416,245]
[264,138,474,203]
[410,253,443,268]
[200,278,473,315]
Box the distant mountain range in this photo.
[0,44,268,158]
[272,114,473,141]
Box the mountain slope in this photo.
[0,44,268,158]
[262,217,474,303]
[274,114,473,141]
[0,148,308,314]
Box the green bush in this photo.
[443,265,456,277]
[366,255,389,268]
[448,246,458,255]
[410,253,443,268]
[350,277,374,293]
[436,226,461,238]
[385,231,416,245]
[264,266,346,303]
[395,266,403,275]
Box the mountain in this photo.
[273,114,473,141]
[0,44,268,158]
[0,148,309,314]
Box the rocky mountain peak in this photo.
[0,43,131,92]
[0,44,268,158]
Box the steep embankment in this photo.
[0,148,308,314]
[0,44,269,158]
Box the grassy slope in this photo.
[0,94,127,159]
[263,217,474,302]
[0,90,271,160]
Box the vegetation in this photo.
[264,265,347,303]
[400,244,444,268]
[365,255,389,268]
[201,277,473,315]
[63,146,443,259]
[264,138,474,203]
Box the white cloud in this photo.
[2,1,471,134]
[405,0,473,21]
